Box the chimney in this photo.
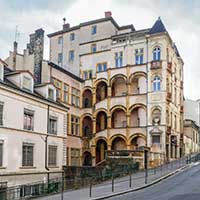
[63,23,70,31]
[27,28,44,84]
[13,41,18,70]
[105,11,112,18]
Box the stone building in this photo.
[183,119,199,154]
[4,12,184,167]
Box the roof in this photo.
[1,66,69,110]
[149,17,167,35]
[47,17,135,38]
[0,58,8,66]
[48,61,84,82]
[5,70,34,78]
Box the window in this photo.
[152,135,160,144]
[69,50,74,62]
[153,47,161,61]
[48,145,57,166]
[48,88,54,100]
[23,76,32,91]
[71,115,80,136]
[115,52,123,67]
[153,76,161,92]
[83,70,93,80]
[52,78,62,99]
[71,88,80,107]
[0,103,3,126]
[91,44,97,53]
[58,53,63,65]
[64,84,69,103]
[97,62,107,72]
[0,141,3,167]
[91,25,97,35]
[24,109,34,131]
[70,33,75,41]
[22,143,34,167]
[58,36,63,44]
[135,48,143,64]
[49,116,57,135]
[71,148,80,166]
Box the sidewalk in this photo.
[37,157,188,200]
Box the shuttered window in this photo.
[48,145,57,166]
[0,103,3,125]
[22,143,34,167]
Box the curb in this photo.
[92,164,190,200]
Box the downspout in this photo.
[146,36,149,148]
[45,105,50,185]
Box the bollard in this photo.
[89,180,92,198]
[112,175,114,192]
[129,174,132,188]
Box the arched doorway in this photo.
[96,81,107,103]
[83,151,92,166]
[96,111,107,132]
[82,89,92,108]
[82,116,93,138]
[96,139,107,164]
[111,137,126,150]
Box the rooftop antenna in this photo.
[15,25,20,42]
[63,17,66,25]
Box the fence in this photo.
[1,153,199,200]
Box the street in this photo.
[107,163,200,200]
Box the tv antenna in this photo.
[15,25,21,42]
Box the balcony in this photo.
[166,92,172,102]
[167,62,172,73]
[110,96,126,109]
[151,61,162,70]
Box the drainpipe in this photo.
[45,105,50,186]
[145,36,149,148]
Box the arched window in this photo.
[153,47,161,61]
[153,76,161,92]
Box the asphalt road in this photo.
[107,163,200,200]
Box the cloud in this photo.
[0,0,200,100]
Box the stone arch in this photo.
[110,74,127,97]
[82,88,93,108]
[95,139,107,164]
[110,106,127,128]
[83,151,92,166]
[110,135,127,150]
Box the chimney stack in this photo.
[13,41,18,70]
[105,11,112,18]
[63,23,70,31]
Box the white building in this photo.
[0,59,68,187]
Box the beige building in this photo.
[0,59,68,188]
[184,119,199,154]
[5,12,184,167]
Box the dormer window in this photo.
[23,76,32,91]
[48,88,54,100]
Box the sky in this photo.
[0,0,200,100]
